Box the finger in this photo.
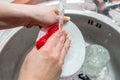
[55,31,67,53]
[43,30,63,48]
[60,37,71,62]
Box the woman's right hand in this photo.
[18,30,71,80]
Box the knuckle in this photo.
[49,53,60,62]
[54,33,61,38]
[50,55,59,62]
[42,48,51,54]
[59,37,65,44]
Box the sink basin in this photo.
[0,2,120,80]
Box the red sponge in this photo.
[36,24,59,49]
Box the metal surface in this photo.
[0,2,120,80]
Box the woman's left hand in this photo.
[24,5,69,28]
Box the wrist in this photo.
[9,3,32,27]
[22,5,45,27]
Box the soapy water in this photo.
[59,44,112,80]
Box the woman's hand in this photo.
[18,30,71,80]
[0,2,70,29]
[25,5,69,28]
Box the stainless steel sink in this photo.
[0,2,120,80]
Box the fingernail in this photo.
[65,30,69,35]
[69,36,72,41]
[66,16,71,21]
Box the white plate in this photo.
[61,21,85,77]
